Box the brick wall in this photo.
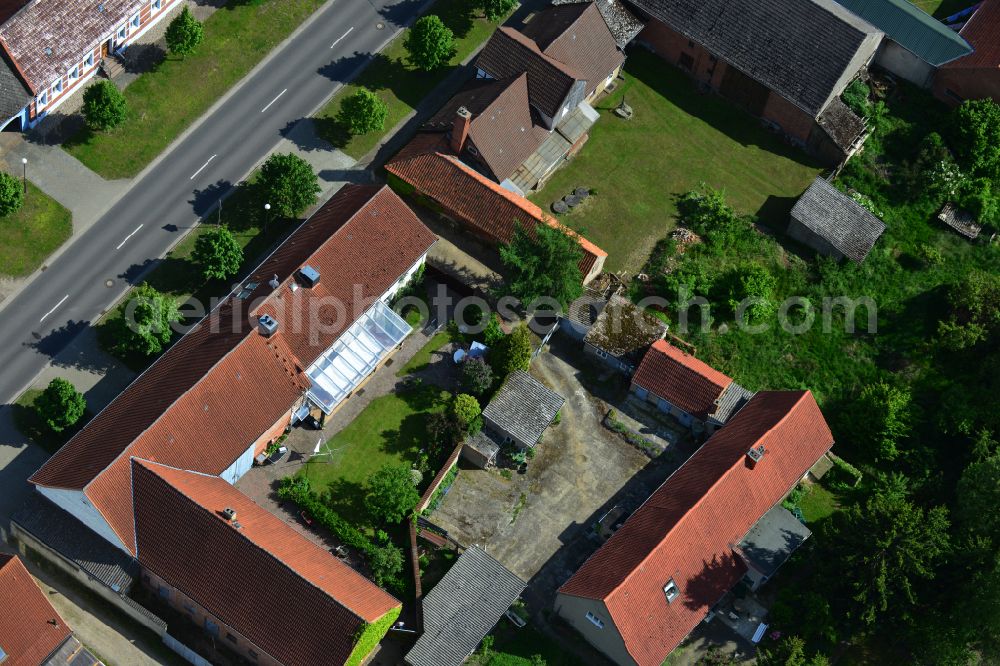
[933,69,1000,107]
[639,20,725,88]
[760,93,815,145]
[250,408,294,458]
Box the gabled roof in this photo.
[0,44,31,119]
[834,0,972,65]
[482,370,565,446]
[791,177,886,262]
[632,339,733,420]
[386,140,607,278]
[31,185,436,553]
[0,553,72,666]
[629,0,881,116]
[558,391,833,666]
[946,0,1000,69]
[424,74,550,182]
[476,27,580,119]
[132,460,400,666]
[522,2,626,98]
[0,0,147,93]
[552,0,644,48]
[406,546,526,666]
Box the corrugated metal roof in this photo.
[835,0,972,65]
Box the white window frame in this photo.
[118,25,127,40]
[69,65,79,81]
[37,91,48,108]
[585,611,605,629]
[52,77,62,93]
[131,13,140,28]
[85,52,94,68]
[152,0,162,9]
[664,579,680,603]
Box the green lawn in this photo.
[64,0,329,179]
[299,385,450,519]
[528,49,824,273]
[396,328,460,376]
[314,0,509,159]
[473,625,579,666]
[798,483,841,524]
[0,183,72,277]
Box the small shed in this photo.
[406,546,526,666]
[583,294,668,373]
[462,430,502,469]
[789,178,886,262]
[937,202,981,240]
[482,370,565,449]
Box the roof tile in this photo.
[631,339,732,420]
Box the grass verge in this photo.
[396,327,460,376]
[64,0,328,178]
[314,0,508,159]
[0,182,72,277]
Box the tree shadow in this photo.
[435,1,477,40]
[317,51,376,85]
[120,43,166,75]
[27,111,88,147]
[755,194,799,231]
[317,168,373,185]
[24,319,90,361]
[117,258,158,286]
[323,477,369,522]
[682,551,746,612]
[189,179,234,218]
[379,0,428,30]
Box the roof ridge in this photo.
[133,459,371,624]
[601,391,810,601]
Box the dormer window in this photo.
[132,13,140,28]
[37,91,47,108]
[52,78,62,93]
[69,66,78,80]
[85,53,94,67]
[664,578,680,603]
[119,25,127,40]
[153,0,162,9]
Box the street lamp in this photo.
[264,203,271,234]
[21,157,27,194]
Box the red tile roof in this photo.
[31,185,436,554]
[948,0,1000,69]
[631,339,733,420]
[132,460,399,666]
[522,2,626,98]
[386,142,606,279]
[0,553,72,666]
[558,391,833,666]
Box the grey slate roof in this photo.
[0,48,31,121]
[552,0,645,48]
[629,0,881,116]
[465,429,502,461]
[834,0,972,66]
[406,546,526,666]
[738,505,812,577]
[708,382,754,427]
[791,177,886,262]
[482,370,565,446]
[816,96,867,151]
[12,493,138,594]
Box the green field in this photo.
[0,182,72,277]
[908,0,970,18]
[65,0,329,179]
[529,49,823,273]
[314,0,510,159]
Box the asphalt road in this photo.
[0,0,425,404]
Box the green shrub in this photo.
[339,88,388,135]
[165,6,204,57]
[841,78,872,117]
[0,172,24,217]
[82,80,127,130]
[35,378,86,433]
[452,393,482,434]
[404,15,455,71]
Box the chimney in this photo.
[746,444,766,468]
[257,315,278,337]
[222,507,237,522]
[298,265,320,288]
[450,106,472,154]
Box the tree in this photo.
[756,636,829,666]
[165,6,204,58]
[368,543,404,586]
[34,378,86,433]
[258,152,320,219]
[482,0,517,21]
[338,88,388,135]
[364,464,420,524]
[499,222,584,309]
[937,270,1000,351]
[957,452,1000,541]
[728,264,776,324]
[107,283,182,358]
[426,411,464,459]
[482,313,505,347]
[191,226,243,281]
[825,474,950,626]
[82,80,127,130]
[404,15,455,71]
[0,172,23,217]
[452,393,482,434]
[461,356,493,396]
[848,381,912,461]
[949,99,1000,179]
[491,324,532,378]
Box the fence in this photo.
[415,442,464,513]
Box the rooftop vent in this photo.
[222,507,237,522]
[299,265,320,288]
[258,314,278,337]
[268,274,280,290]
[746,444,766,467]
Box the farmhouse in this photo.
[555,390,834,666]
[0,0,181,131]
[789,177,886,262]
[933,0,1000,105]
[21,185,436,665]
[630,0,882,164]
[386,134,608,284]
[631,339,752,433]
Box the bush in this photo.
[82,80,127,131]
[105,283,182,358]
[0,172,23,217]
[482,313,505,347]
[841,79,871,117]
[338,88,388,135]
[426,411,465,459]
[491,324,532,378]
[948,99,1000,179]
[957,177,999,230]
[452,393,482,434]
[191,226,243,281]
[461,357,493,397]
[404,15,455,71]
[258,152,320,219]
[165,6,204,57]
[727,264,776,323]
[364,464,420,524]
[34,378,86,433]
[482,0,517,21]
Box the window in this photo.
[226,633,237,645]
[52,77,62,93]
[38,91,48,108]
[158,586,171,600]
[204,618,220,637]
[131,13,140,28]
[679,53,694,71]
[664,578,680,603]
[153,0,162,8]
[183,602,196,615]
[69,66,78,80]
[118,26,127,40]
[85,52,94,67]
[585,611,605,629]
[248,649,259,661]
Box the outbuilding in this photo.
[482,370,564,449]
[789,177,885,262]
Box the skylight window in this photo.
[664,578,680,603]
